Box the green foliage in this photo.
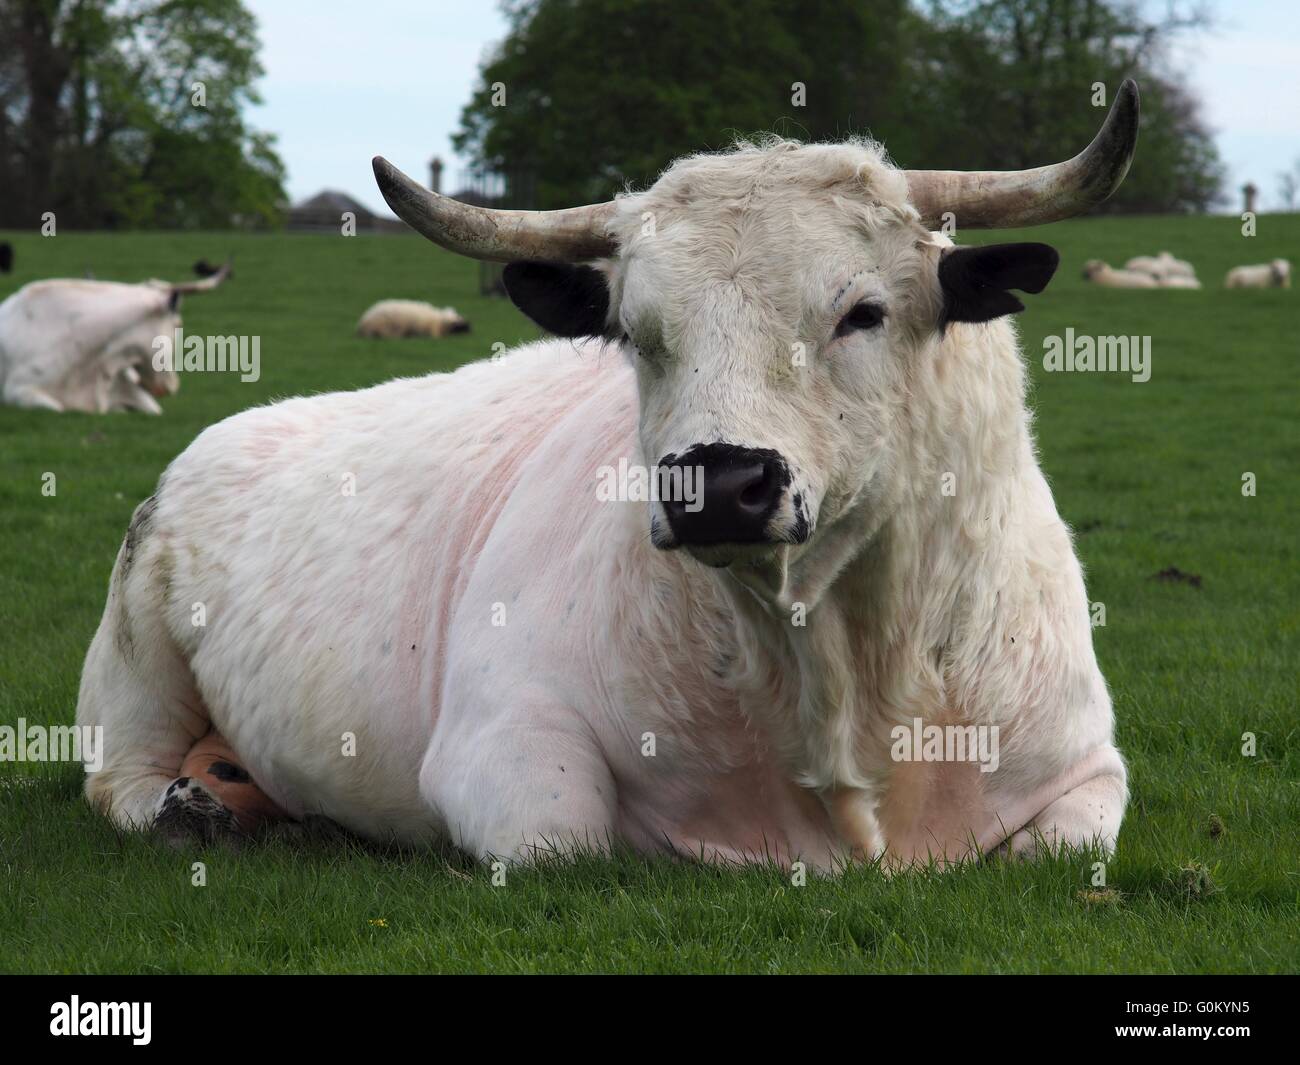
[0,214,1296,972]
[0,0,286,230]
[455,0,1224,213]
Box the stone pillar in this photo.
[1242,182,1257,215]
[429,157,444,195]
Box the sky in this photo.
[247,0,1300,216]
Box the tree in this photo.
[1278,158,1300,212]
[0,0,286,229]
[912,0,1224,213]
[455,0,1224,214]
[453,0,918,209]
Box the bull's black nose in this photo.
[659,443,788,545]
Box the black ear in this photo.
[938,243,1059,327]
[502,261,611,338]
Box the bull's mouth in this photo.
[651,518,806,574]
[682,542,778,569]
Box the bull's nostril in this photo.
[739,466,774,509]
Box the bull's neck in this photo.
[715,325,1043,791]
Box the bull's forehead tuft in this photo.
[610,138,915,247]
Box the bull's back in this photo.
[147,340,625,838]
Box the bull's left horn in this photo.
[905,79,1140,228]
[373,156,616,262]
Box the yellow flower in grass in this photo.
[369,918,388,928]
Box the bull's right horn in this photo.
[373,156,617,263]
[905,79,1140,228]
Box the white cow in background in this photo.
[78,85,1141,870]
[1124,250,1196,283]
[0,265,229,413]
[1082,259,1159,288]
[1224,259,1291,289]
[355,299,471,338]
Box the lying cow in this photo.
[355,299,471,338]
[1082,259,1159,288]
[77,83,1141,870]
[1224,259,1291,289]
[1124,250,1196,283]
[0,265,229,413]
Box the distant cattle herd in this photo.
[0,229,1288,414]
[1082,248,1290,290]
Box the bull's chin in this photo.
[681,540,787,571]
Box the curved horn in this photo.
[906,79,1140,228]
[171,259,231,295]
[373,156,616,263]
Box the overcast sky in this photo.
[246,0,1300,215]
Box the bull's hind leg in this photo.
[76,496,237,840]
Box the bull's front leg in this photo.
[419,685,619,864]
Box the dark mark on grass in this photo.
[1152,566,1202,588]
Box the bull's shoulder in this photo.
[158,335,632,502]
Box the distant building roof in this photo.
[288,189,405,232]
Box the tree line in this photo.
[0,0,1228,230]
[455,0,1225,214]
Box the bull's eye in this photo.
[834,301,885,337]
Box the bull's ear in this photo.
[938,243,1059,327]
[503,261,611,338]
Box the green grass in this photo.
[1,216,1296,973]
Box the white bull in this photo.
[0,266,228,413]
[77,84,1142,869]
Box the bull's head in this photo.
[375,82,1138,585]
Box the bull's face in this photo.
[613,191,933,569]
[501,147,1057,574]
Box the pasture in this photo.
[0,215,1296,973]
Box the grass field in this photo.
[0,214,1296,974]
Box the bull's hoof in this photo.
[153,776,241,846]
